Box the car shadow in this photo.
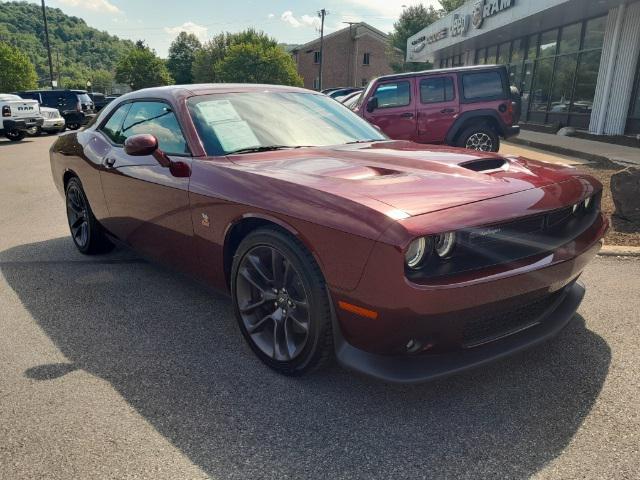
[0,139,35,147]
[0,237,611,479]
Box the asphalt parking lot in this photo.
[1,135,639,479]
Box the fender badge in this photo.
[201,213,210,227]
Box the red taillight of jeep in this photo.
[2,105,11,117]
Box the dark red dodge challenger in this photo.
[50,84,607,383]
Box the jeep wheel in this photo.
[5,130,26,142]
[457,125,499,152]
[67,122,80,130]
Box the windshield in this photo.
[188,91,386,156]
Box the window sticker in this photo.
[195,100,260,152]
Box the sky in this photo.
[20,0,441,57]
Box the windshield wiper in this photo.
[344,139,386,144]
[226,145,293,155]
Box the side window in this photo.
[121,101,188,155]
[420,77,454,103]
[462,71,505,100]
[372,81,411,108]
[100,103,131,144]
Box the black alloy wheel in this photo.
[231,228,333,375]
[457,124,500,152]
[5,129,25,141]
[65,177,113,254]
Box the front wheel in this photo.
[5,129,25,141]
[231,228,333,376]
[457,125,500,152]
[65,177,113,255]
[67,122,80,130]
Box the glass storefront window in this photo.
[487,45,497,64]
[511,38,525,64]
[571,49,602,113]
[559,23,582,53]
[527,34,538,59]
[530,58,554,112]
[550,54,578,113]
[498,42,510,65]
[583,16,607,50]
[475,48,486,64]
[539,29,558,57]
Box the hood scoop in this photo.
[459,157,508,174]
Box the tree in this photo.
[388,4,440,73]
[216,43,302,86]
[115,42,173,90]
[192,29,278,83]
[439,0,466,13]
[0,41,37,91]
[166,32,201,84]
[91,69,115,93]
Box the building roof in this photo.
[291,22,389,53]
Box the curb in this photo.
[598,245,640,257]
[507,137,622,169]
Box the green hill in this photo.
[0,1,134,89]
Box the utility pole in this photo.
[317,8,327,91]
[41,0,55,88]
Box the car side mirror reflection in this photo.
[366,97,378,113]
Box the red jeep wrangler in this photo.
[352,65,520,152]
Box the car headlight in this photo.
[405,237,427,269]
[434,232,456,258]
[583,196,592,210]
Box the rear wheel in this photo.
[65,177,113,255]
[231,227,333,376]
[5,130,25,141]
[67,122,80,130]
[457,124,500,152]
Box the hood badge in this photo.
[201,213,210,227]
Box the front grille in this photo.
[407,192,602,281]
[463,290,564,348]
[44,110,58,119]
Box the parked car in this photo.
[327,87,363,99]
[17,89,95,130]
[0,93,44,141]
[50,84,606,382]
[353,65,521,152]
[340,90,363,108]
[334,88,364,102]
[28,106,66,135]
[88,92,112,111]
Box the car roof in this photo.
[374,64,504,82]
[117,84,316,103]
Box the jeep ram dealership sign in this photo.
[406,0,571,63]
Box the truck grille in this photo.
[44,110,59,119]
[462,290,564,348]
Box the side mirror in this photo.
[366,97,378,113]
[124,133,159,157]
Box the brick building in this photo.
[291,23,401,90]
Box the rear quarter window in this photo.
[462,71,505,100]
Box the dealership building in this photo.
[406,0,640,135]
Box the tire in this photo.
[5,130,25,142]
[67,122,80,130]
[65,177,113,255]
[456,124,500,152]
[27,126,41,136]
[231,227,333,376]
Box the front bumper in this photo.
[42,118,66,131]
[3,117,44,131]
[334,281,584,383]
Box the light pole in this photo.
[317,8,327,91]
[40,0,55,89]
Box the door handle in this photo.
[400,112,414,118]
[103,157,116,168]
[440,108,455,114]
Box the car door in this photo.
[362,79,417,140]
[97,100,194,270]
[415,74,458,144]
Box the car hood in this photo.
[228,140,579,217]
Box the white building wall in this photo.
[589,2,640,135]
